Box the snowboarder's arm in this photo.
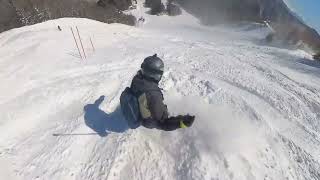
[147,91,169,122]
[157,115,195,131]
[145,91,195,131]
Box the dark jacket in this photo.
[130,71,180,131]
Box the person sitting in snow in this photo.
[138,17,145,23]
[120,54,195,131]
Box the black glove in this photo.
[167,115,195,128]
[182,115,195,127]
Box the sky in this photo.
[284,0,320,33]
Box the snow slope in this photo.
[1,3,320,180]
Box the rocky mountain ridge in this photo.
[0,0,135,33]
[175,0,320,54]
[1,0,319,56]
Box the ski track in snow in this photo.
[1,2,320,179]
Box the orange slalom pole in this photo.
[71,27,83,60]
[76,26,86,59]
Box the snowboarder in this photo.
[138,17,145,23]
[137,17,145,27]
[120,54,195,131]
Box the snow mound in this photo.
[0,14,320,180]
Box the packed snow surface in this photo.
[1,3,320,180]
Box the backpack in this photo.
[120,87,141,129]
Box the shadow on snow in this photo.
[84,95,129,137]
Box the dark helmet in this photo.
[141,54,164,82]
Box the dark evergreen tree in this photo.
[314,53,320,61]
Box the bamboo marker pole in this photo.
[70,27,82,60]
[76,26,86,59]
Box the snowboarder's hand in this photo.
[183,115,195,127]
[179,115,195,128]
[168,115,195,128]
